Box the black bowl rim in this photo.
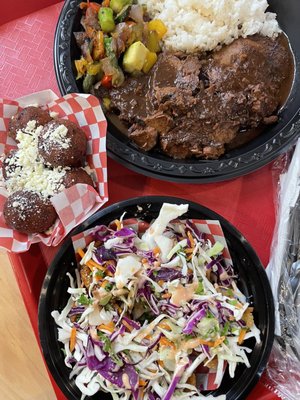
[53,0,300,183]
[38,195,275,400]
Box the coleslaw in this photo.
[52,203,260,399]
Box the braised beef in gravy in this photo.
[95,34,294,159]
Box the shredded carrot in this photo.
[106,270,114,277]
[122,320,133,332]
[77,248,85,258]
[86,259,106,271]
[158,360,164,367]
[213,336,225,347]
[153,246,160,256]
[114,219,122,230]
[158,322,172,331]
[196,338,215,347]
[159,337,175,349]
[70,327,77,352]
[102,0,110,6]
[238,329,247,345]
[158,280,164,287]
[141,258,148,264]
[98,321,115,333]
[144,335,152,340]
[100,280,110,289]
[139,379,147,387]
[162,293,171,299]
[187,231,195,248]
[185,248,194,254]
[183,338,215,349]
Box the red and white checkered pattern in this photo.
[0,90,108,252]
[70,216,230,389]
[194,220,232,265]
[196,364,227,391]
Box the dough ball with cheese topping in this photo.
[38,119,87,168]
[2,150,21,180]
[3,190,57,234]
[63,168,94,188]
[9,106,52,142]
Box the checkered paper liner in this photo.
[71,217,232,390]
[0,90,108,253]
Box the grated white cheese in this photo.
[42,123,71,149]
[4,120,67,197]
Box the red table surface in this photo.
[0,1,281,399]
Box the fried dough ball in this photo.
[1,150,20,180]
[38,119,87,168]
[63,168,94,188]
[8,106,52,141]
[3,190,57,233]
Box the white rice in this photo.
[138,0,281,52]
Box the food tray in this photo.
[0,1,282,398]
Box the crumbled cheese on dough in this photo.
[42,124,70,149]
[4,120,67,197]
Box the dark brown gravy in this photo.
[97,33,295,159]
[228,33,294,151]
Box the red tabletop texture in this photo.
[0,1,282,399]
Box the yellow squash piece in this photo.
[75,58,88,79]
[123,41,149,73]
[87,62,102,76]
[148,19,167,39]
[146,30,161,53]
[142,51,157,73]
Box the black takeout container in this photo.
[54,0,300,183]
[39,196,275,400]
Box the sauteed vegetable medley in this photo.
[74,1,167,93]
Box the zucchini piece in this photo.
[82,74,95,93]
[110,0,132,14]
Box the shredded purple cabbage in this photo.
[110,325,126,342]
[152,268,183,282]
[122,316,141,330]
[114,227,136,238]
[95,246,117,262]
[68,306,85,316]
[186,219,205,242]
[85,336,139,390]
[183,305,208,334]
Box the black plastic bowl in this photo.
[39,196,274,400]
[54,0,300,183]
